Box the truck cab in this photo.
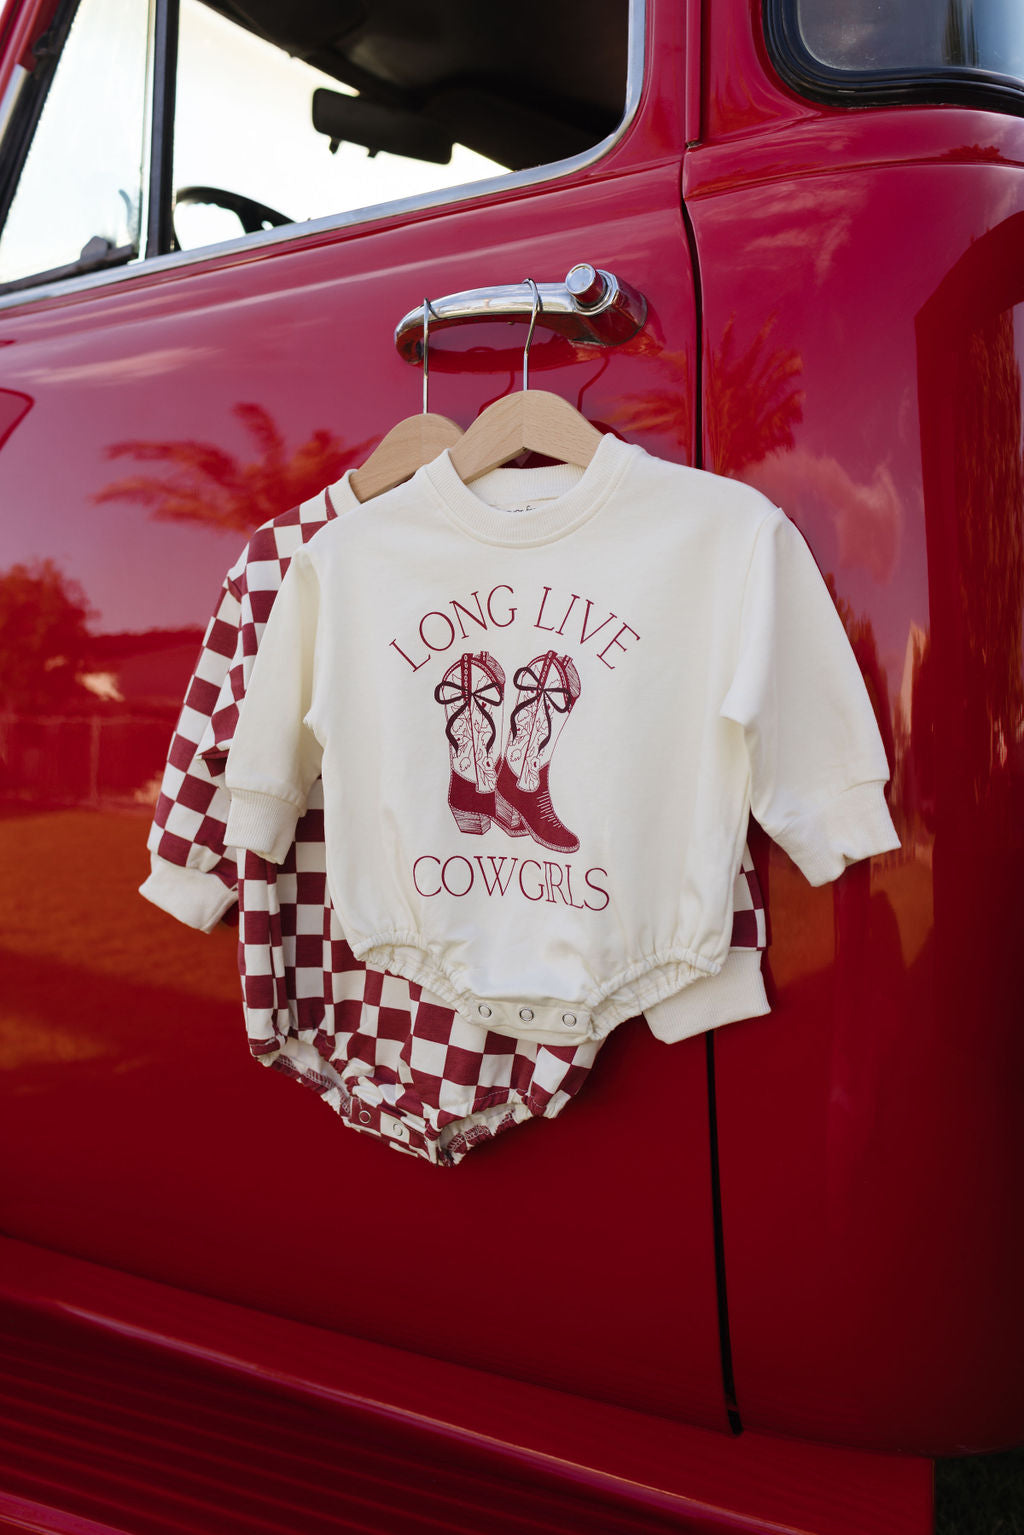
[0,0,1021,1529]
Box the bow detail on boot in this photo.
[494,650,582,852]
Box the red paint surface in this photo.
[0,0,729,1436]
[0,1237,934,1535]
[689,1,1024,1455]
[0,0,1020,1520]
[0,0,60,86]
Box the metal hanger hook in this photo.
[421,297,437,415]
[521,278,542,391]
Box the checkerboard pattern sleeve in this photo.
[140,575,243,931]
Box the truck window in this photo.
[0,0,632,295]
[0,0,150,288]
[766,0,1024,111]
[171,0,504,252]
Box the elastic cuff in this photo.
[776,780,900,887]
[645,949,770,1043]
[225,790,300,864]
[139,857,237,932]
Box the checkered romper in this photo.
[143,476,767,1165]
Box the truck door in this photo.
[0,0,728,1429]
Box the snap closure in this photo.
[561,1012,577,1027]
[358,1110,372,1124]
[519,1007,534,1022]
[392,1123,405,1137]
[478,1004,492,1018]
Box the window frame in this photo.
[0,0,645,311]
[763,0,1024,117]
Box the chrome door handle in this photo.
[394,265,647,361]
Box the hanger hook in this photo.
[421,297,432,415]
[521,278,541,391]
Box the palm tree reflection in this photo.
[93,402,353,533]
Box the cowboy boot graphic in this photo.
[434,652,521,835]
[494,650,581,853]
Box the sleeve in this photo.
[200,536,292,778]
[198,626,248,781]
[202,491,336,777]
[138,577,242,931]
[719,509,900,886]
[224,548,324,864]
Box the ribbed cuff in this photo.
[645,949,770,1043]
[225,790,300,864]
[775,781,900,888]
[139,857,237,932]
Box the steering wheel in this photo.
[173,186,293,236]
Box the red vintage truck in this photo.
[0,0,1021,1530]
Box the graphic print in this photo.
[498,651,582,853]
[434,651,507,834]
[434,649,582,853]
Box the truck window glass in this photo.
[0,0,631,291]
[0,0,149,288]
[172,0,502,251]
[768,0,1024,109]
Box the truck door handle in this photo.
[394,265,647,361]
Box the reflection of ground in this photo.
[0,808,239,1076]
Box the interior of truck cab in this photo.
[0,0,631,288]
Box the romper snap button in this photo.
[358,1110,372,1125]
[561,1012,577,1027]
[519,1007,534,1022]
[478,1004,492,1018]
[392,1123,405,1137]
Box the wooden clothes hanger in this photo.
[449,278,603,485]
[349,298,463,502]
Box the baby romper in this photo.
[224,440,898,1043]
[144,467,769,1163]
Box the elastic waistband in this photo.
[352,930,723,1046]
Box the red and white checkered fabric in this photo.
[147,490,342,894]
[146,577,241,905]
[144,476,768,1165]
[237,820,599,1165]
[729,851,766,951]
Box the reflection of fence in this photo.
[0,714,173,808]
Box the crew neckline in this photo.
[422,431,637,546]
[469,461,584,508]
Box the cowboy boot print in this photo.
[434,652,524,835]
[494,650,581,853]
